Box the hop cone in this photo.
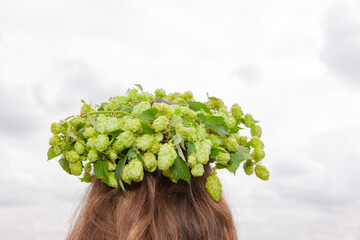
[158,143,177,170]
[206,175,222,202]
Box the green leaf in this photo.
[187,101,211,114]
[139,108,158,121]
[230,125,243,134]
[127,148,136,160]
[170,155,191,184]
[175,145,186,161]
[135,84,143,92]
[228,146,251,174]
[215,163,229,170]
[203,116,228,136]
[87,113,99,132]
[197,113,206,123]
[210,147,227,158]
[115,155,127,191]
[93,160,109,183]
[173,134,182,145]
[187,142,195,156]
[140,121,155,134]
[136,152,144,163]
[80,174,94,183]
[98,102,107,112]
[108,129,124,138]
[47,147,59,160]
[58,156,71,174]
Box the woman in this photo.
[67,163,238,240]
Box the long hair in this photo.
[67,163,238,240]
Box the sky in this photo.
[0,0,359,239]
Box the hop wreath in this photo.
[47,85,269,201]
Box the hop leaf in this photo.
[206,174,222,202]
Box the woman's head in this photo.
[67,163,237,240]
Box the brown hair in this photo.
[67,163,238,240]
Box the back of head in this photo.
[67,163,238,240]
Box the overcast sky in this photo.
[0,0,360,239]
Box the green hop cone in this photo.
[108,161,117,171]
[95,134,109,152]
[149,141,160,154]
[83,127,97,139]
[206,174,222,202]
[152,116,170,132]
[127,88,139,101]
[108,172,119,187]
[86,137,96,149]
[80,103,94,115]
[131,101,151,116]
[208,134,222,148]
[196,148,210,165]
[162,169,179,183]
[155,88,166,99]
[255,164,270,180]
[244,114,255,128]
[191,164,204,177]
[134,134,154,151]
[122,116,142,133]
[74,142,85,155]
[105,117,123,132]
[66,150,80,163]
[215,151,231,165]
[114,131,135,152]
[49,135,62,146]
[187,154,197,168]
[153,132,163,142]
[128,159,144,182]
[251,137,264,150]
[84,162,92,173]
[243,160,254,175]
[158,143,177,170]
[143,152,157,172]
[152,102,174,118]
[121,163,132,185]
[231,104,244,120]
[182,91,193,101]
[88,149,99,162]
[223,135,239,152]
[70,161,83,176]
[50,123,61,135]
[108,150,118,161]
[53,146,62,155]
[70,117,85,129]
[251,148,265,162]
[195,124,209,141]
[251,125,262,138]
[238,136,247,145]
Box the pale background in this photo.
[0,0,360,239]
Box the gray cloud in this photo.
[322,2,360,83]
